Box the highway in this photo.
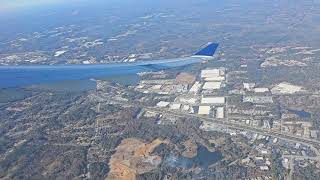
[143,107,320,151]
[93,93,320,157]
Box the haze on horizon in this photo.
[0,0,92,13]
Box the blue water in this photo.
[0,57,207,88]
[165,145,223,169]
[0,88,32,103]
[288,109,311,119]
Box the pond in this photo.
[165,145,223,169]
[288,109,311,119]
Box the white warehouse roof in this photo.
[201,97,225,104]
[204,76,225,82]
[156,101,170,107]
[170,103,181,110]
[203,82,221,90]
[189,81,201,93]
[198,106,211,115]
[216,107,225,119]
[201,69,220,78]
[254,88,269,93]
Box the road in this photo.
[282,155,320,161]
[145,107,320,146]
[92,93,320,157]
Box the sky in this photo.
[0,0,79,13]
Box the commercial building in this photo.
[201,96,225,104]
[254,88,270,93]
[201,69,220,78]
[182,104,190,111]
[198,106,211,115]
[243,96,273,104]
[203,82,221,90]
[204,76,225,82]
[189,81,201,94]
[151,85,162,90]
[201,68,225,82]
[175,96,197,105]
[311,130,318,138]
[156,101,170,107]
[243,83,256,91]
[216,107,225,119]
[260,166,269,171]
[170,103,181,110]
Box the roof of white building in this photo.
[198,106,211,115]
[170,103,181,110]
[156,101,170,107]
[201,97,225,104]
[203,82,221,90]
[216,107,225,119]
[201,69,220,78]
[204,76,225,82]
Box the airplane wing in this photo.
[139,42,219,70]
[0,43,219,88]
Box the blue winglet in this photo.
[195,43,219,56]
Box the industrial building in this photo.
[204,76,225,82]
[254,88,270,93]
[151,85,162,90]
[201,96,225,104]
[243,83,256,91]
[216,107,225,119]
[243,96,273,104]
[198,106,211,115]
[170,103,181,110]
[174,96,197,105]
[189,81,201,94]
[156,101,170,107]
[202,82,222,90]
[201,69,220,78]
[201,68,225,81]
